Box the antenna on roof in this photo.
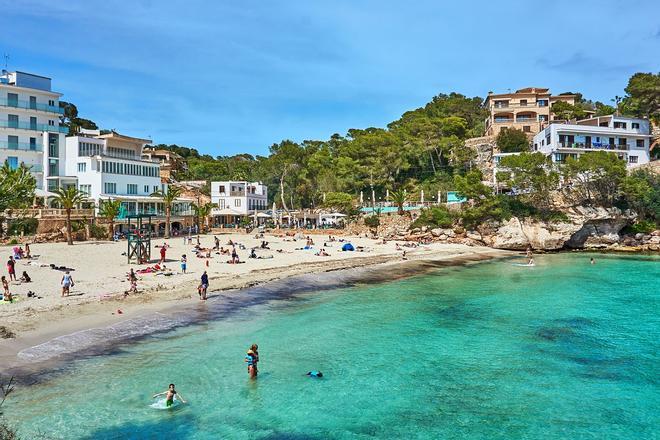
[3,54,8,70]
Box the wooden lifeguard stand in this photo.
[127,214,153,264]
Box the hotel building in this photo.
[210,181,268,225]
[532,115,652,167]
[65,130,192,218]
[484,88,577,137]
[0,70,68,190]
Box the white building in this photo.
[0,70,68,190]
[65,131,193,218]
[210,181,268,225]
[532,115,652,167]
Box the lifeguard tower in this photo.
[127,214,153,264]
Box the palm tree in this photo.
[98,199,122,240]
[390,189,407,215]
[52,186,86,245]
[150,186,182,238]
[191,202,215,243]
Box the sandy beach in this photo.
[0,232,508,367]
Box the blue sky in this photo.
[1,0,658,156]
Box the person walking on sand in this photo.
[61,271,74,297]
[24,242,31,259]
[199,270,209,300]
[126,268,138,295]
[153,383,186,407]
[180,254,187,274]
[159,243,168,265]
[7,256,16,281]
[2,276,11,302]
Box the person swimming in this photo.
[153,383,186,407]
[306,370,323,378]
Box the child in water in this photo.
[245,348,258,379]
[153,383,186,407]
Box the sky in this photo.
[1,0,658,156]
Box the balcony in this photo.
[0,120,69,134]
[0,98,64,115]
[557,142,629,151]
[27,163,44,173]
[0,140,43,151]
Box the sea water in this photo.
[5,253,659,439]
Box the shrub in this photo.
[7,218,38,236]
[364,215,380,229]
[89,223,108,239]
[411,206,455,229]
[624,220,657,234]
[496,127,529,153]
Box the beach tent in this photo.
[342,243,355,251]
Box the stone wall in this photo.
[465,135,496,181]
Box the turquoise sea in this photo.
[5,253,660,439]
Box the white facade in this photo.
[0,70,67,190]
[532,115,652,167]
[211,181,268,217]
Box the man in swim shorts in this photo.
[153,383,186,407]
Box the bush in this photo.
[411,206,454,229]
[623,220,657,234]
[7,218,38,236]
[8,239,18,245]
[364,215,380,229]
[89,223,108,239]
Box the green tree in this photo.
[622,72,660,122]
[562,152,627,206]
[322,192,355,214]
[191,202,215,237]
[621,169,660,224]
[151,186,183,238]
[98,199,122,240]
[0,162,36,235]
[496,128,529,153]
[59,101,99,134]
[390,189,407,215]
[52,186,87,245]
[499,152,560,212]
[551,101,586,120]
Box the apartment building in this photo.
[0,70,68,190]
[532,115,652,167]
[65,130,191,217]
[210,181,268,225]
[484,87,576,137]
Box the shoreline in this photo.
[1,244,510,380]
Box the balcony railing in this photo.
[558,142,629,151]
[0,98,64,115]
[0,120,69,134]
[493,102,549,109]
[0,140,43,151]
[27,163,43,173]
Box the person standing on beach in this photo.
[7,256,16,281]
[181,254,187,274]
[214,236,220,250]
[2,276,11,301]
[159,243,168,265]
[199,270,209,300]
[24,242,31,259]
[61,271,74,297]
[127,269,138,295]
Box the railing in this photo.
[493,102,549,109]
[0,140,43,151]
[557,142,629,150]
[28,163,43,172]
[5,208,96,218]
[0,120,69,134]
[0,98,64,115]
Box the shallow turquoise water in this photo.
[6,253,660,439]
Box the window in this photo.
[48,99,55,107]
[48,120,55,126]
[7,93,18,107]
[219,185,225,193]
[48,159,59,176]
[538,115,547,122]
[520,99,527,106]
[144,185,149,193]
[7,135,18,150]
[218,199,225,209]
[77,163,86,172]
[629,156,638,164]
[537,100,548,107]
[153,185,159,193]
[29,137,37,150]
[632,122,640,129]
[523,126,531,133]
[127,184,138,195]
[7,157,18,170]
[234,199,241,207]
[104,182,117,194]
[613,121,627,129]
[8,114,18,128]
[79,184,92,195]
[29,96,37,109]
[636,139,644,148]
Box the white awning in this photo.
[35,189,56,198]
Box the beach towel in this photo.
[342,243,355,251]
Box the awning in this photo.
[35,189,56,198]
[255,212,271,218]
